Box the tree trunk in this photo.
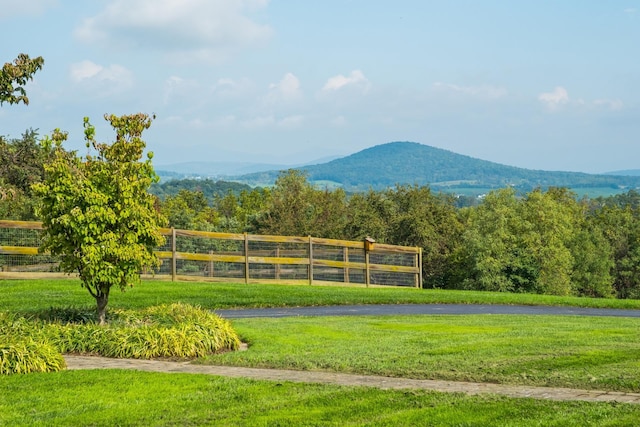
[96,287,110,325]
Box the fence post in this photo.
[171,227,176,282]
[343,247,349,284]
[365,246,370,288]
[244,232,249,284]
[275,246,281,280]
[208,250,214,278]
[308,236,313,285]
[417,247,423,288]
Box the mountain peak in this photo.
[232,141,640,195]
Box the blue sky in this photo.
[1,0,639,173]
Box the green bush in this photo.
[0,313,66,375]
[0,339,66,375]
[50,303,241,359]
[1,303,241,375]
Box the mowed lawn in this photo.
[205,314,640,392]
[2,279,640,426]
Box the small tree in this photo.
[33,114,166,324]
[1,54,44,106]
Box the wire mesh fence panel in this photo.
[172,259,246,279]
[175,235,244,255]
[175,259,207,276]
[275,264,309,280]
[0,223,60,272]
[157,231,173,252]
[348,269,366,284]
[313,266,366,284]
[312,243,368,284]
[246,239,310,281]
[248,263,275,280]
[155,257,173,276]
[208,262,245,279]
[313,245,350,262]
[370,270,417,287]
[0,226,42,247]
[370,251,416,267]
[0,254,60,272]
[347,251,365,264]
[248,240,308,258]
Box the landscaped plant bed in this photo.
[0,303,240,375]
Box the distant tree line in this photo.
[153,170,640,299]
[3,133,640,299]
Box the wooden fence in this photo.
[0,220,422,288]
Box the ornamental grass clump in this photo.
[0,313,66,375]
[1,303,240,375]
[52,303,241,359]
[0,339,66,375]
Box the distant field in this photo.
[570,187,630,198]
[435,186,628,199]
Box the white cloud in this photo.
[267,72,302,103]
[538,86,623,111]
[0,0,57,19]
[538,86,570,110]
[624,8,637,15]
[322,70,370,93]
[68,60,134,95]
[74,0,272,63]
[433,82,507,100]
[69,60,104,82]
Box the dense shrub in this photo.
[0,313,66,375]
[0,303,241,375]
[51,303,241,358]
[0,339,65,375]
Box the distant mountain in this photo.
[233,141,640,194]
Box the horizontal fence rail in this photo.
[0,220,422,288]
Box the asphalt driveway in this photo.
[215,304,640,319]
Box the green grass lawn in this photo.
[1,370,639,426]
[204,314,640,392]
[2,278,640,425]
[3,278,640,313]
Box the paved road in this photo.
[215,303,640,319]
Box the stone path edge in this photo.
[63,355,640,405]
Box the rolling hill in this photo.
[233,141,640,195]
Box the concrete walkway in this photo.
[64,355,640,405]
